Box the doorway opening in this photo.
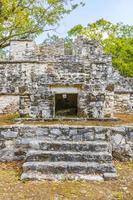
[55,93,78,117]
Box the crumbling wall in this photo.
[109,126,133,161]
[9,40,37,61]
[39,39,65,56]
[114,76,133,113]
[114,92,133,113]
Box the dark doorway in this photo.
[55,93,78,117]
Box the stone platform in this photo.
[0,124,133,181]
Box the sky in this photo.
[36,0,133,43]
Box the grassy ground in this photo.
[0,113,19,125]
[23,113,133,126]
[0,161,132,200]
[0,113,133,126]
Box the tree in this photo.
[68,19,133,77]
[0,0,84,48]
[43,34,73,48]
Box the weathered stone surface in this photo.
[0,37,132,117]
[0,125,133,162]
[0,37,117,119]
[26,150,112,162]
[1,124,133,180]
[114,73,133,113]
[103,172,117,180]
[0,95,19,114]
[21,172,104,181]
[128,130,133,141]
[0,36,132,181]
[0,149,16,161]
[22,161,116,174]
[1,130,18,139]
[109,126,133,161]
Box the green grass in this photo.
[0,113,20,125]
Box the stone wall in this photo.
[0,95,19,114]
[114,77,133,113]
[0,37,132,117]
[9,40,37,61]
[39,39,65,56]
[109,126,133,161]
[0,125,132,161]
[0,37,115,119]
[114,93,133,113]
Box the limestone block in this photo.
[1,130,18,139]
[0,95,19,114]
[111,134,126,147]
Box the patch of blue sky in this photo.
[36,0,133,43]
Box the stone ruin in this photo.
[0,37,133,181]
[0,36,132,118]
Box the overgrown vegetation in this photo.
[68,19,133,77]
[0,112,20,125]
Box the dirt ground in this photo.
[0,161,132,200]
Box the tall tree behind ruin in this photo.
[0,0,84,48]
[68,19,133,77]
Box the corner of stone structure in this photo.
[103,172,118,181]
[9,39,37,60]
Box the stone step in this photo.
[21,172,105,181]
[26,150,112,162]
[22,161,116,175]
[16,139,109,152]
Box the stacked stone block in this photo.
[0,37,118,118]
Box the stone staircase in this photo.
[15,126,117,181]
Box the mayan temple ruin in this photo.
[0,37,133,181]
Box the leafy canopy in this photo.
[0,0,84,48]
[68,19,133,77]
[43,34,73,48]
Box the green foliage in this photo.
[104,37,133,77]
[0,0,84,48]
[68,24,83,36]
[113,191,123,200]
[68,19,133,77]
[43,34,61,44]
[64,36,73,48]
[43,34,73,48]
